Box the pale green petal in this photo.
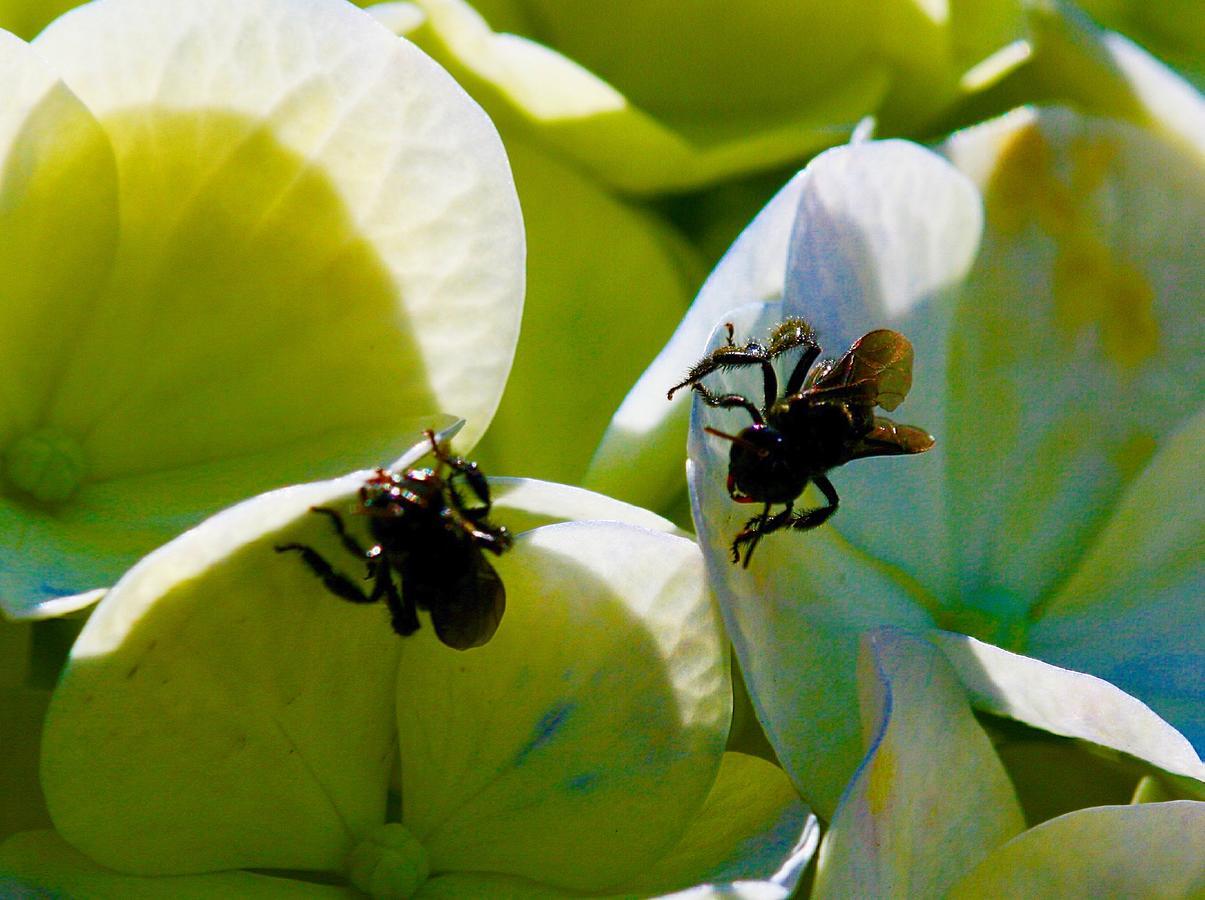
[586,173,805,511]
[0,687,52,842]
[948,801,1205,898]
[813,629,1025,899]
[687,305,935,818]
[1026,409,1204,749]
[397,522,729,893]
[1026,2,1205,155]
[38,425,448,875]
[935,632,1205,784]
[631,753,817,899]
[655,886,797,900]
[488,476,684,537]
[1074,0,1205,89]
[0,29,117,438]
[877,0,1030,129]
[467,135,702,485]
[0,829,356,898]
[34,0,522,456]
[418,871,576,898]
[940,107,1202,633]
[389,0,889,194]
[0,27,118,616]
[3,0,522,615]
[781,138,983,599]
[0,1,80,39]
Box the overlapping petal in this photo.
[0,830,355,898]
[397,521,728,891]
[1,0,524,618]
[7,423,820,896]
[948,801,1205,897]
[378,0,891,194]
[680,99,1203,817]
[941,107,1202,635]
[935,633,1204,785]
[586,173,806,510]
[813,629,1024,898]
[1024,411,1204,750]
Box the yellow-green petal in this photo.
[3,0,522,616]
[38,428,452,875]
[1078,0,1205,87]
[0,0,80,39]
[1025,2,1205,155]
[397,521,729,892]
[813,629,1025,899]
[467,135,702,485]
[0,829,357,898]
[386,0,890,194]
[948,801,1205,898]
[0,26,118,615]
[488,476,684,537]
[630,753,817,898]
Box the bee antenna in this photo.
[703,427,769,458]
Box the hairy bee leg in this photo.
[690,383,766,425]
[274,543,380,605]
[790,474,839,531]
[668,347,778,410]
[309,506,370,559]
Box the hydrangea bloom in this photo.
[0,0,523,619]
[679,104,1203,817]
[366,0,1035,194]
[0,431,816,898]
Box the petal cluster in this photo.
[0,0,524,618]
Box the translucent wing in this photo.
[845,416,935,461]
[805,329,914,411]
[427,548,507,650]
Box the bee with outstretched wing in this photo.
[669,318,934,567]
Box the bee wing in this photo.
[845,416,935,460]
[428,549,506,650]
[806,330,914,411]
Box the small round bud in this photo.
[347,822,430,900]
[3,427,86,503]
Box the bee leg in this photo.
[668,346,778,411]
[730,503,771,566]
[444,458,493,521]
[689,383,765,425]
[790,474,839,531]
[274,542,377,605]
[783,344,822,396]
[379,567,420,637]
[733,503,796,567]
[309,506,370,558]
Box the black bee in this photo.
[669,317,934,567]
[275,430,512,649]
